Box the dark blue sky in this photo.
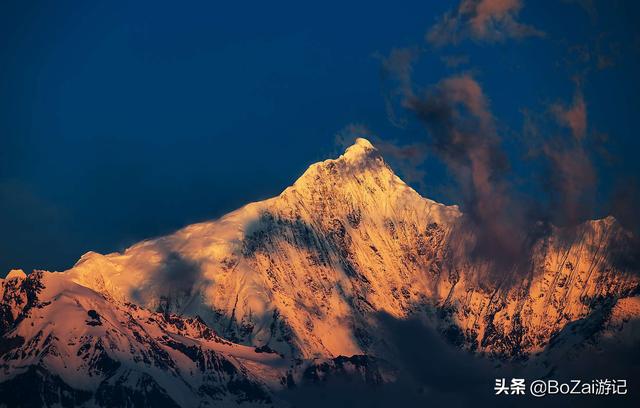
[1,0,639,274]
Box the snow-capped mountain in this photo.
[0,269,278,407]
[0,269,388,407]
[64,138,639,358]
[1,138,638,406]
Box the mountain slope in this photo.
[0,269,393,407]
[64,138,639,360]
[0,269,282,407]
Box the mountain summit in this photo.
[67,138,464,358]
[1,139,639,406]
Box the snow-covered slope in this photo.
[0,269,390,407]
[64,138,639,359]
[64,139,461,358]
[1,138,639,406]
[0,269,282,407]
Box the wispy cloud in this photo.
[427,0,544,46]
[376,47,421,128]
[542,85,597,225]
[334,123,372,150]
[334,123,428,188]
[379,50,528,267]
[404,74,529,266]
[372,1,638,277]
[551,88,587,140]
[542,143,596,225]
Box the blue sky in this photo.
[1,0,639,273]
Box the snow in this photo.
[1,138,639,406]
[51,139,638,360]
[1,271,283,405]
[4,269,26,281]
[5,137,639,362]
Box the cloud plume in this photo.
[526,84,597,227]
[403,74,531,267]
[376,47,421,128]
[376,46,606,278]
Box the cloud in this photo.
[378,47,420,99]
[280,313,512,408]
[377,44,541,271]
[280,311,640,407]
[376,47,421,128]
[551,88,587,140]
[427,0,544,46]
[335,124,429,188]
[537,85,597,226]
[375,36,624,281]
[608,182,640,271]
[542,144,596,226]
[334,123,373,150]
[564,33,621,75]
[399,73,532,269]
[374,140,429,188]
[373,6,636,280]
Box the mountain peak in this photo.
[4,269,26,281]
[286,137,384,194]
[354,137,375,149]
[342,137,377,161]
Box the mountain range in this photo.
[1,138,638,407]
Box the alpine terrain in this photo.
[1,138,639,407]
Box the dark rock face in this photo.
[300,355,387,386]
[94,372,181,408]
[0,366,92,408]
